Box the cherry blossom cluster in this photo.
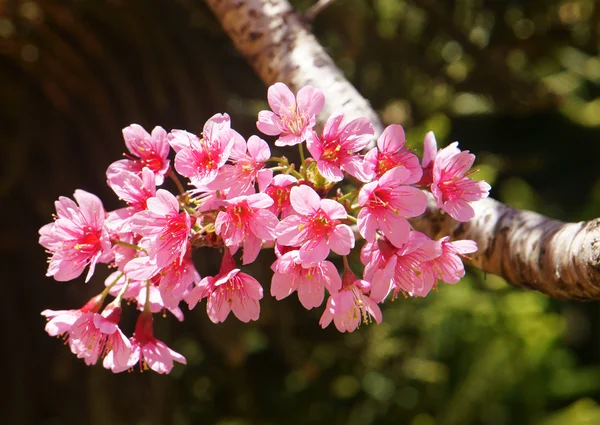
[39,82,490,374]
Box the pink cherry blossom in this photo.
[263,174,298,218]
[186,251,263,323]
[157,253,200,309]
[107,167,156,212]
[364,124,422,183]
[391,233,442,297]
[105,168,157,234]
[130,189,192,268]
[306,114,374,182]
[357,166,428,248]
[41,294,104,337]
[168,113,242,188]
[276,185,355,266]
[429,237,477,284]
[361,233,442,299]
[37,85,493,377]
[105,312,186,374]
[124,249,200,311]
[430,141,491,221]
[319,268,382,333]
[210,135,273,196]
[106,124,170,185]
[361,240,398,303]
[271,250,341,309]
[69,304,131,368]
[39,190,112,282]
[257,82,324,147]
[42,309,85,338]
[215,193,279,264]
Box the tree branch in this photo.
[204,0,383,135]
[205,0,600,300]
[411,195,600,300]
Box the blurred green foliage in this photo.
[1,0,600,424]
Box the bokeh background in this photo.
[2,0,600,424]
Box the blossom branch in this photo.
[206,0,600,300]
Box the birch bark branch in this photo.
[204,0,383,135]
[411,196,600,300]
[205,0,600,300]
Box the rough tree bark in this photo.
[205,0,600,300]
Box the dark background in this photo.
[2,0,600,424]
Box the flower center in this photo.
[321,141,342,163]
[308,209,337,237]
[143,155,163,172]
[267,186,290,212]
[376,153,399,177]
[439,176,462,202]
[366,187,392,210]
[282,113,307,135]
[229,201,251,226]
[80,227,100,246]
[167,213,188,236]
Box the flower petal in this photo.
[267,82,296,117]
[290,185,320,215]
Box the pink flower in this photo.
[364,124,422,183]
[41,294,103,337]
[214,193,279,264]
[130,189,192,268]
[107,167,156,212]
[105,312,186,374]
[69,304,131,368]
[257,83,324,147]
[124,248,199,311]
[271,250,341,309]
[106,124,170,185]
[168,113,242,188]
[263,174,298,218]
[360,240,398,303]
[391,233,442,297]
[105,168,157,235]
[429,237,477,284]
[319,268,382,333]
[210,135,273,196]
[186,251,263,323]
[276,185,355,266]
[357,166,428,248]
[39,190,112,282]
[42,309,85,337]
[157,253,200,309]
[306,114,374,182]
[429,139,491,221]
[361,233,442,299]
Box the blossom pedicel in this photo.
[39,82,490,374]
